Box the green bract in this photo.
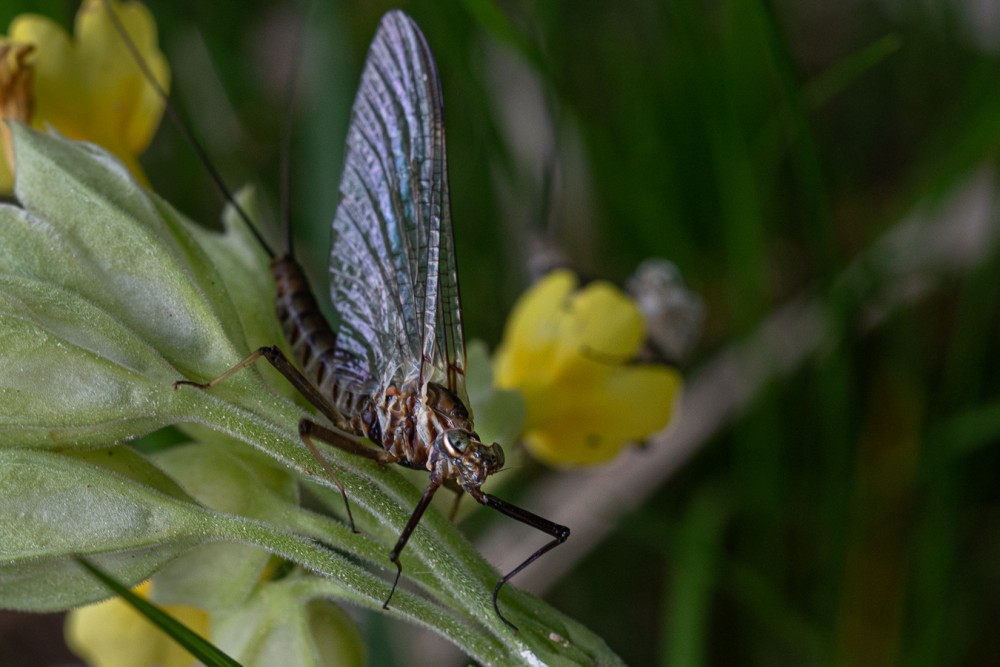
[0,125,622,666]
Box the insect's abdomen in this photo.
[270,255,376,437]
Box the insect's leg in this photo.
[175,345,340,424]
[384,480,442,611]
[443,479,464,522]
[173,349,268,390]
[472,491,570,635]
[298,419,397,534]
[177,347,367,531]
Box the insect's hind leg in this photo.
[174,346,370,531]
[299,420,398,534]
[174,345,341,424]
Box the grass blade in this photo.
[74,556,244,667]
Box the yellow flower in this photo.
[494,270,682,467]
[0,0,168,192]
[65,581,210,667]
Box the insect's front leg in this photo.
[443,479,464,521]
[384,479,442,611]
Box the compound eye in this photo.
[443,430,470,457]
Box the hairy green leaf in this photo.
[0,126,622,666]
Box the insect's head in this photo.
[436,429,505,490]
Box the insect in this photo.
[108,5,569,633]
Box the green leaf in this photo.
[149,442,296,612]
[0,122,271,448]
[0,273,180,446]
[8,124,246,380]
[0,448,203,610]
[213,575,366,667]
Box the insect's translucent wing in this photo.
[435,174,467,403]
[329,11,466,398]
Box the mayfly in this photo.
[106,5,569,633]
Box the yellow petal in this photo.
[494,270,576,387]
[0,152,11,191]
[6,0,168,186]
[494,269,685,467]
[75,0,169,155]
[550,280,646,375]
[65,582,210,667]
[522,363,682,467]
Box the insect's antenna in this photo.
[100,0,275,259]
[277,5,311,259]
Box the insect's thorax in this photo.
[370,381,472,470]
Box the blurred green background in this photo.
[2,0,1000,665]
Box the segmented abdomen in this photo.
[270,255,376,437]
